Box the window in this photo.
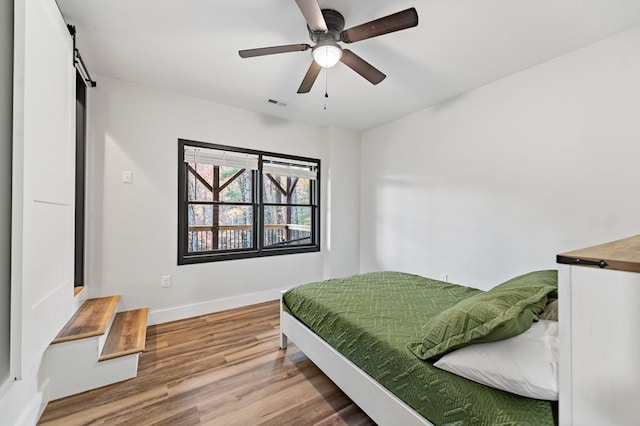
[178,140,320,264]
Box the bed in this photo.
[280,271,558,425]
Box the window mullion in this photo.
[255,163,262,251]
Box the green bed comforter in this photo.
[282,271,555,426]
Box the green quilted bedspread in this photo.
[282,271,555,426]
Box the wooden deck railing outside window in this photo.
[187,224,311,252]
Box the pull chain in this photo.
[324,68,329,110]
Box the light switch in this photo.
[122,171,133,184]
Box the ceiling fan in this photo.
[238,0,419,94]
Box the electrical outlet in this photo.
[161,275,171,288]
[439,274,448,282]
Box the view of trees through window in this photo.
[263,173,312,247]
[179,140,320,263]
[187,163,253,252]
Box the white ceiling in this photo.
[56,0,640,132]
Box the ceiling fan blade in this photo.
[295,0,328,33]
[340,7,418,43]
[239,44,311,58]
[340,49,386,85]
[297,61,322,94]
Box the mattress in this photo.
[282,271,555,425]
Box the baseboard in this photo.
[147,288,283,325]
[18,380,49,426]
[16,379,48,426]
[0,364,50,426]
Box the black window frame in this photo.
[177,139,320,264]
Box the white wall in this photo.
[86,77,360,324]
[324,126,361,279]
[361,26,640,290]
[2,0,77,424]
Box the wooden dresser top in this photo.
[557,234,640,273]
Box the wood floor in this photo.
[38,301,375,426]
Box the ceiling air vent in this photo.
[267,99,288,107]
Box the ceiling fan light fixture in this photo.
[239,5,419,94]
[312,41,342,68]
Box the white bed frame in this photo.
[280,295,433,426]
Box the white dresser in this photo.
[557,235,640,425]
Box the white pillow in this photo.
[433,319,558,400]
